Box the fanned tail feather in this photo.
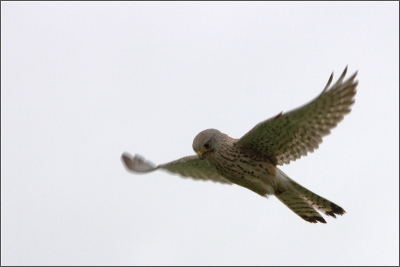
[275,191,327,223]
[277,169,345,223]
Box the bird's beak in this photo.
[196,150,205,160]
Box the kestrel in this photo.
[121,67,357,223]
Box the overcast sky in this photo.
[2,2,399,265]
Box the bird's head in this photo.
[192,129,222,160]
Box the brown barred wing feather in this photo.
[121,152,231,184]
[235,67,358,166]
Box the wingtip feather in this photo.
[323,72,334,92]
[121,152,157,173]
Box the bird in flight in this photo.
[121,67,357,223]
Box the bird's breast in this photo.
[209,147,277,196]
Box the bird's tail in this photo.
[275,169,346,223]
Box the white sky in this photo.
[2,2,399,265]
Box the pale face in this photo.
[192,129,220,160]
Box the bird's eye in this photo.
[204,142,210,149]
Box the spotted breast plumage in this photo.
[121,66,357,223]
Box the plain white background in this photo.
[2,2,399,265]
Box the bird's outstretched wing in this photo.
[121,152,232,184]
[235,66,358,166]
